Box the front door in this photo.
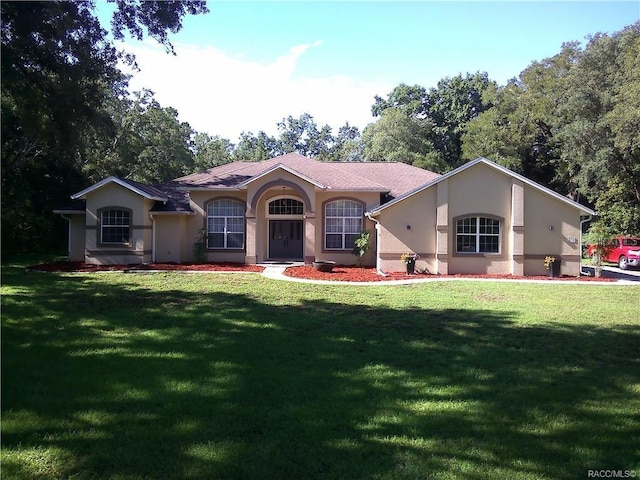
[269,220,303,260]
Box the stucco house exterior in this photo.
[55,153,595,276]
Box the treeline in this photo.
[2,1,638,255]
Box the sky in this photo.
[99,1,639,143]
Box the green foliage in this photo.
[583,222,613,277]
[233,131,280,161]
[192,229,208,263]
[462,23,640,234]
[559,24,640,234]
[351,230,371,266]
[372,73,496,171]
[193,132,233,171]
[1,0,207,254]
[362,109,446,171]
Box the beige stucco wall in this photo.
[84,183,153,265]
[523,185,582,276]
[376,162,583,276]
[447,163,513,275]
[154,215,188,263]
[67,214,86,262]
[377,188,437,273]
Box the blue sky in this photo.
[102,1,639,142]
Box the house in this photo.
[55,153,596,276]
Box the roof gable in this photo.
[236,162,327,189]
[368,157,596,216]
[71,176,168,202]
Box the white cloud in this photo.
[121,40,388,142]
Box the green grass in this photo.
[2,256,639,479]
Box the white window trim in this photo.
[266,195,305,218]
[455,216,501,254]
[207,200,245,250]
[100,209,131,245]
[324,200,364,251]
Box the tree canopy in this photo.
[2,6,637,256]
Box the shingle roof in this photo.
[64,154,442,214]
[174,152,440,199]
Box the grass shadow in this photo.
[2,264,639,479]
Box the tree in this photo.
[362,109,446,171]
[462,44,580,191]
[371,83,427,118]
[426,72,497,169]
[233,131,280,161]
[370,73,495,170]
[276,113,334,160]
[193,133,233,171]
[1,0,208,253]
[559,23,640,233]
[331,122,364,162]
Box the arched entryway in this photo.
[267,197,304,260]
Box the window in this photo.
[325,199,363,250]
[101,209,130,244]
[207,199,245,249]
[456,216,501,254]
[268,198,303,215]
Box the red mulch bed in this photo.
[283,265,616,282]
[27,262,616,282]
[27,261,264,273]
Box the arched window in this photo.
[325,199,363,250]
[207,199,245,249]
[456,216,501,254]
[268,198,304,215]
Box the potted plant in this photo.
[544,255,560,277]
[401,252,418,275]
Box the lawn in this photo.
[2,257,639,480]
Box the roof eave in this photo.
[53,209,85,215]
[368,157,596,216]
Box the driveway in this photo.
[581,265,640,282]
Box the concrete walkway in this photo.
[259,264,639,286]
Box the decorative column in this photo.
[245,211,257,264]
[304,212,316,264]
[511,180,525,275]
[436,180,449,275]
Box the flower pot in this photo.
[405,259,415,275]
[548,261,560,278]
[313,261,336,272]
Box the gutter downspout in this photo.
[149,213,156,263]
[365,212,386,276]
[580,214,593,275]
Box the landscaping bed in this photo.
[27,261,264,273]
[284,265,616,282]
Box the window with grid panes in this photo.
[456,216,500,253]
[101,209,130,244]
[268,198,303,215]
[325,200,363,250]
[207,199,245,249]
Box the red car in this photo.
[587,236,640,270]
